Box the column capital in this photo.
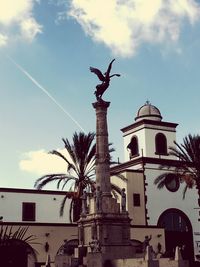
[92,99,110,109]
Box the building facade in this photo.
[111,101,200,261]
[0,188,77,266]
[1,102,200,265]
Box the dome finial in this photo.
[145,100,151,105]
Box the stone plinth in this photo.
[79,211,135,267]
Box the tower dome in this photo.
[135,101,162,122]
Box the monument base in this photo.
[78,204,135,267]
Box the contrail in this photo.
[7,56,85,132]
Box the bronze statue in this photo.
[90,59,120,100]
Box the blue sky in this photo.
[0,0,200,189]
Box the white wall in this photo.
[0,190,70,223]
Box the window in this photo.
[127,136,139,158]
[155,133,167,155]
[22,202,36,221]
[165,174,180,192]
[133,193,140,207]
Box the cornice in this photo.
[121,119,178,133]
[110,156,187,174]
[0,188,68,195]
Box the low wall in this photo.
[113,258,189,267]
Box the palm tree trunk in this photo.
[73,198,82,222]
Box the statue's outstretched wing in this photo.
[90,67,105,81]
[105,59,115,80]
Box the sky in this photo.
[0,0,200,190]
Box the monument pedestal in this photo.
[79,209,135,267]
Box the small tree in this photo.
[154,134,200,206]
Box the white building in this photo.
[111,101,200,261]
[0,188,77,267]
[0,188,70,223]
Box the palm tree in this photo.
[35,131,125,222]
[35,132,96,222]
[154,134,200,207]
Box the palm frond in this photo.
[182,184,188,199]
[34,174,69,190]
[154,173,170,189]
[69,200,74,223]
[49,150,70,165]
[111,183,122,195]
[0,225,38,245]
[61,177,77,190]
[60,194,70,217]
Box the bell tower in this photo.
[121,101,178,162]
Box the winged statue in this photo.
[90,59,120,100]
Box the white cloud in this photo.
[20,17,43,42]
[19,149,68,176]
[0,34,8,46]
[0,0,42,46]
[68,0,200,57]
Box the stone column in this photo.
[92,100,111,197]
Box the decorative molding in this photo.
[121,119,178,133]
[110,156,192,174]
[0,188,69,195]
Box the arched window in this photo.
[127,136,139,158]
[155,133,167,155]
